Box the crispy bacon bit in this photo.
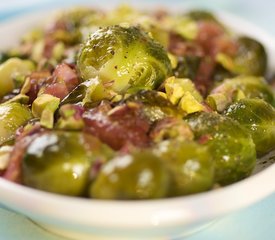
[83,102,150,150]
[196,21,224,56]
[154,9,169,21]
[43,37,57,59]
[25,63,80,101]
[194,57,216,96]
[3,124,43,183]
[169,33,203,57]
[43,83,69,99]
[53,63,79,92]
[25,71,51,103]
[198,134,212,144]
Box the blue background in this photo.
[0,0,274,239]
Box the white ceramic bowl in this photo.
[0,5,275,240]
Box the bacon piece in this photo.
[43,82,69,99]
[83,102,150,150]
[52,63,79,92]
[43,63,79,99]
[3,125,43,183]
[25,71,51,103]
[169,33,203,57]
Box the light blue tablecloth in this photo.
[0,1,275,239]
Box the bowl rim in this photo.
[0,6,275,230]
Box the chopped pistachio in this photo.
[179,92,204,114]
[206,93,231,112]
[32,94,60,129]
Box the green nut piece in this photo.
[32,94,60,129]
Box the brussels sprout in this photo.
[171,16,199,40]
[186,112,256,185]
[209,76,274,111]
[154,140,214,196]
[0,58,35,98]
[125,90,181,123]
[224,98,275,156]
[173,56,201,80]
[150,117,194,143]
[90,151,171,200]
[212,64,235,83]
[216,37,267,76]
[185,10,218,22]
[77,25,172,101]
[22,131,114,196]
[0,102,32,145]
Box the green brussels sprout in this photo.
[212,64,235,83]
[185,10,218,22]
[0,102,32,145]
[210,76,274,109]
[216,37,267,76]
[171,16,199,40]
[224,98,275,156]
[77,25,172,101]
[125,90,181,123]
[0,58,35,98]
[173,56,201,80]
[90,151,171,200]
[186,112,256,185]
[154,140,214,196]
[22,131,114,196]
[150,117,194,143]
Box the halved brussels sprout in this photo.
[186,112,256,185]
[0,58,35,98]
[0,102,32,145]
[22,131,114,196]
[173,56,201,80]
[124,90,181,123]
[224,98,275,156]
[90,151,171,200]
[154,140,214,196]
[150,117,194,143]
[185,10,218,22]
[77,25,172,102]
[216,36,267,76]
[209,76,274,111]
